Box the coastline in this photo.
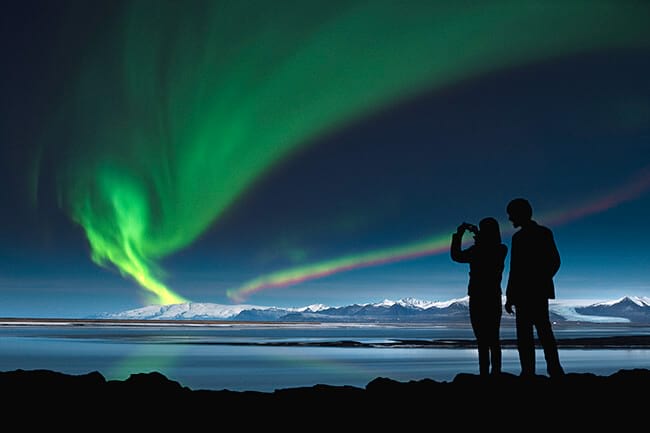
[2,318,649,348]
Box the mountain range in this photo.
[95,296,650,324]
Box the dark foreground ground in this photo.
[2,368,648,427]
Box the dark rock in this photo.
[1,368,648,427]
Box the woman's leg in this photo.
[489,296,502,374]
[470,298,489,375]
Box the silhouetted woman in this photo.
[451,217,507,376]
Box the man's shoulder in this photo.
[537,224,555,238]
[531,221,554,235]
[513,222,554,241]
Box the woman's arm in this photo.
[450,229,472,263]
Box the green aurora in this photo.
[49,1,650,304]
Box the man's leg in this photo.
[534,302,564,377]
[515,306,535,376]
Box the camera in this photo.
[461,222,479,235]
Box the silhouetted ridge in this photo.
[1,368,647,426]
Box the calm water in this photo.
[1,323,649,392]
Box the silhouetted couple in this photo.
[451,198,565,378]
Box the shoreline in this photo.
[153,335,650,348]
[1,318,649,348]
[1,317,648,327]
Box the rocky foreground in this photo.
[1,368,648,427]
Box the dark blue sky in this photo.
[1,1,649,317]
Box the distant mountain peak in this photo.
[375,299,396,307]
[591,296,650,308]
[94,295,650,324]
[574,296,650,323]
[297,304,329,313]
[626,296,650,307]
[396,297,438,309]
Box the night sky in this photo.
[1,1,649,317]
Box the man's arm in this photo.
[546,228,561,277]
[504,235,518,314]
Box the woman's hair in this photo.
[478,217,501,245]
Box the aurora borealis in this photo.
[227,165,650,303]
[1,1,650,316]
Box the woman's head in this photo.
[478,217,501,245]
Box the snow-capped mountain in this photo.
[95,295,650,323]
[98,302,277,320]
[95,297,472,322]
[575,296,650,323]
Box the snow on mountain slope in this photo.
[100,302,270,320]
[589,296,650,308]
[96,295,650,323]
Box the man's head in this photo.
[506,198,533,228]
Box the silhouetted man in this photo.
[504,198,564,378]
